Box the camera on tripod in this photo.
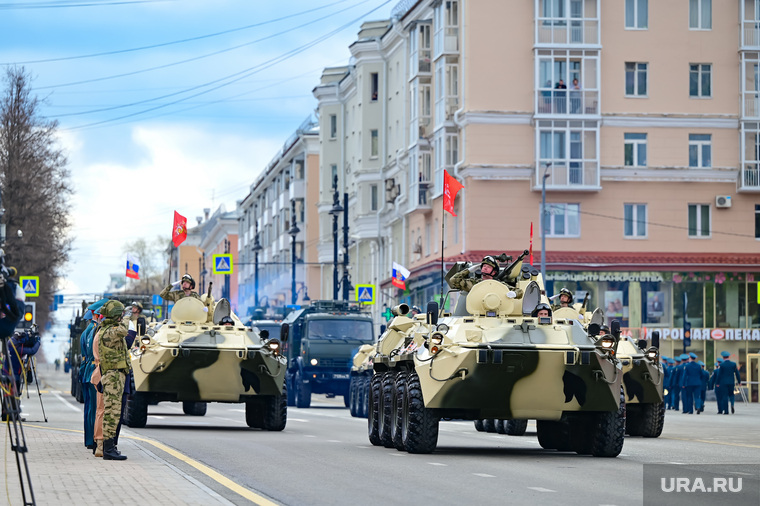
[19,324,40,348]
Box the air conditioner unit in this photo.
[715,195,732,208]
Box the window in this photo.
[625,0,648,29]
[330,164,337,186]
[329,114,337,139]
[624,203,647,237]
[688,203,710,237]
[370,184,378,211]
[689,64,711,97]
[624,133,647,167]
[543,203,580,237]
[370,72,379,101]
[689,134,712,168]
[689,0,711,30]
[370,129,379,157]
[756,204,760,239]
[625,62,647,96]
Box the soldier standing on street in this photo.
[715,351,741,415]
[80,298,107,451]
[680,352,701,414]
[670,356,682,410]
[709,361,723,413]
[97,300,129,461]
[697,361,709,414]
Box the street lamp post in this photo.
[540,163,551,283]
[288,199,300,305]
[223,238,231,301]
[341,192,351,301]
[252,223,262,307]
[329,175,343,300]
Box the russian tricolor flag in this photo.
[391,262,410,290]
[126,254,140,280]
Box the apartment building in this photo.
[236,118,319,317]
[311,0,760,369]
[198,204,239,311]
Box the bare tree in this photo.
[0,67,72,330]
[122,235,168,295]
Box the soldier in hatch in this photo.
[160,273,201,302]
[449,256,520,294]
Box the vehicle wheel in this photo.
[379,371,395,448]
[349,377,359,417]
[343,392,350,408]
[495,419,506,434]
[392,371,408,451]
[402,371,439,454]
[359,376,370,419]
[505,419,528,436]
[591,387,626,458]
[474,419,485,432]
[639,402,665,438]
[245,398,264,428]
[368,374,382,446]
[182,401,207,416]
[625,405,642,436]
[483,418,497,433]
[124,392,148,428]
[536,420,570,451]
[286,373,296,407]
[262,383,287,431]
[295,370,311,408]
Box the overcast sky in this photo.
[0,0,394,318]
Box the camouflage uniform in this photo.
[97,301,130,440]
[160,284,201,302]
[449,269,521,295]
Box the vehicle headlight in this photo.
[310,358,318,366]
[645,346,659,362]
[599,336,615,350]
[141,336,151,345]
[146,328,156,337]
[429,332,444,354]
[435,323,449,334]
[266,338,281,355]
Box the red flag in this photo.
[443,170,464,216]
[530,222,534,265]
[172,211,188,247]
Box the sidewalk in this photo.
[2,367,239,506]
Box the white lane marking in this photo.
[304,434,317,438]
[153,416,165,419]
[356,445,371,449]
[428,463,447,466]
[52,391,81,412]
[327,440,341,443]
[229,409,245,413]
[668,462,684,465]
[390,453,406,457]
[473,473,495,478]
[287,418,308,422]
[528,487,556,493]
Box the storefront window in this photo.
[641,281,668,325]
[704,282,714,328]
[602,281,629,327]
[673,281,703,328]
[748,280,759,329]
[715,279,745,328]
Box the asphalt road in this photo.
[22,366,760,506]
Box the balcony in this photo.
[536,161,600,189]
[740,163,760,190]
[536,18,599,46]
[537,89,598,115]
[411,179,432,210]
[743,21,760,48]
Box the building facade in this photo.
[198,204,239,312]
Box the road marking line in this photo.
[52,391,81,412]
[428,462,447,466]
[663,436,760,450]
[327,440,341,443]
[304,434,317,438]
[528,487,556,492]
[473,473,495,478]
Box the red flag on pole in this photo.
[443,170,464,216]
[172,211,188,247]
[530,222,534,265]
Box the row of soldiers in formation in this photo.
[662,350,742,415]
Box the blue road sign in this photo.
[152,294,162,306]
[356,284,375,304]
[212,254,233,275]
[20,276,39,297]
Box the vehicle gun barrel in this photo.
[497,249,530,281]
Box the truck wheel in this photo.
[379,372,395,448]
[262,383,287,431]
[483,419,497,433]
[639,402,665,438]
[474,419,485,432]
[591,387,626,457]
[537,420,570,450]
[359,376,370,419]
[625,405,642,436]
[245,398,264,428]
[343,392,350,408]
[182,401,207,416]
[401,371,439,454]
[495,419,506,434]
[295,370,311,408]
[124,392,148,428]
[368,374,382,446]
[392,371,408,451]
[349,377,359,417]
[505,419,528,436]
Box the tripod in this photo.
[1,335,36,505]
[23,355,47,423]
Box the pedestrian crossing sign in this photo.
[356,284,375,305]
[212,254,233,275]
[20,276,39,297]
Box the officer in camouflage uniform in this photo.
[450,256,507,292]
[97,300,129,461]
[160,273,201,302]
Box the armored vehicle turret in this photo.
[367,251,626,457]
[124,297,287,430]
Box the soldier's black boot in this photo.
[103,438,127,461]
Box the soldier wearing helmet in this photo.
[557,287,574,308]
[449,255,506,292]
[531,302,552,318]
[160,274,201,302]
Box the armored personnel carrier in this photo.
[367,251,626,457]
[348,344,375,418]
[617,330,664,437]
[124,297,287,430]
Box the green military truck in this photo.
[281,300,375,408]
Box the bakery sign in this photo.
[639,328,760,341]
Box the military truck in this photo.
[124,297,287,430]
[367,251,626,457]
[280,300,375,408]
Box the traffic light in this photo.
[683,320,692,347]
[22,302,35,329]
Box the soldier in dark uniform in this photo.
[670,356,683,410]
[681,352,701,414]
[697,361,709,414]
[715,351,741,415]
[709,361,723,413]
[662,357,672,408]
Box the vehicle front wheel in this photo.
[182,401,207,416]
[401,371,439,454]
[368,374,382,446]
[295,370,311,408]
[124,392,148,428]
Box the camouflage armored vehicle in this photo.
[348,344,375,418]
[616,328,664,437]
[124,297,287,430]
[368,251,626,457]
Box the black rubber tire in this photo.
[483,418,497,433]
[359,376,370,419]
[368,374,382,446]
[182,401,207,416]
[392,372,408,451]
[474,419,485,432]
[349,377,359,417]
[295,370,311,408]
[625,405,642,436]
[124,392,148,428]
[245,399,264,428]
[343,392,350,408]
[379,372,395,448]
[286,373,296,407]
[401,372,439,454]
[262,383,287,431]
[536,420,570,450]
[639,402,665,438]
[505,419,528,436]
[591,388,626,458]
[495,419,506,434]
